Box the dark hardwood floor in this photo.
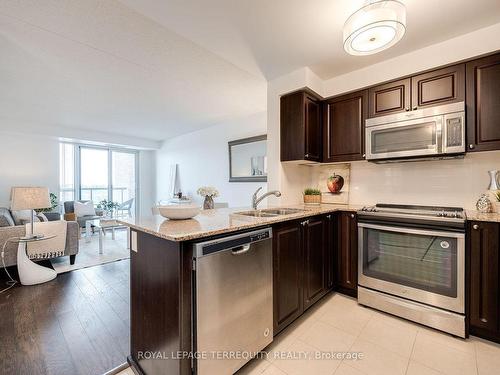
[0,259,130,375]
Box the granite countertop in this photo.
[118,204,363,242]
[465,210,500,223]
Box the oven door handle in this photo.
[357,222,465,239]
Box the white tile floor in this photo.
[118,293,500,375]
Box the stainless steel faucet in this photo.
[252,187,281,209]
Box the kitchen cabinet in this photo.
[368,64,465,118]
[280,90,322,162]
[303,216,329,310]
[368,78,411,118]
[323,90,368,162]
[273,215,331,334]
[466,53,500,152]
[468,221,500,343]
[335,212,358,297]
[273,220,304,333]
[411,64,465,110]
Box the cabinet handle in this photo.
[350,214,355,219]
[413,106,418,110]
[305,153,310,158]
[405,107,410,111]
[326,215,331,220]
[469,144,475,150]
[481,318,488,323]
[362,153,366,158]
[473,224,479,230]
[301,220,309,226]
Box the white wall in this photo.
[0,130,157,215]
[138,150,156,217]
[157,112,267,207]
[267,22,500,209]
[0,132,59,207]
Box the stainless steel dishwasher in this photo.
[192,227,273,375]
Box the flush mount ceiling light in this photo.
[343,0,406,56]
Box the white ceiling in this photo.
[119,0,500,80]
[0,0,266,142]
[1,1,500,143]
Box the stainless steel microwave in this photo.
[365,102,465,161]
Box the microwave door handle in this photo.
[436,117,443,154]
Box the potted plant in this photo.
[494,191,500,213]
[303,188,321,205]
[197,186,219,209]
[97,200,119,217]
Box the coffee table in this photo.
[85,218,129,254]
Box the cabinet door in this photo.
[466,53,500,152]
[303,216,327,310]
[336,212,358,296]
[325,214,335,290]
[411,64,465,110]
[469,221,499,335]
[305,96,322,161]
[280,91,305,161]
[324,90,367,162]
[368,78,411,118]
[273,221,303,334]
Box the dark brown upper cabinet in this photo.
[280,90,322,162]
[323,90,368,162]
[468,221,500,342]
[368,78,410,118]
[411,64,465,110]
[466,53,500,152]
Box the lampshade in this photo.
[343,0,406,56]
[10,187,51,211]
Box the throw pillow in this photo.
[0,216,12,227]
[74,201,96,217]
[36,213,49,222]
[0,208,15,227]
[11,209,37,226]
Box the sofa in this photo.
[0,207,79,267]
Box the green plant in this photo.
[35,193,58,213]
[304,188,321,196]
[97,200,119,211]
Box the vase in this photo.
[203,196,214,210]
[488,170,499,190]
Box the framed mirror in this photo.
[228,135,267,182]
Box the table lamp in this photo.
[10,187,51,240]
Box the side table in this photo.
[14,236,58,285]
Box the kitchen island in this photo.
[119,205,359,375]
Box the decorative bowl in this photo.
[157,204,200,220]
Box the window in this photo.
[59,143,138,216]
[59,143,75,202]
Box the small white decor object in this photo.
[197,186,219,209]
[157,204,200,220]
[343,0,406,56]
[476,194,492,213]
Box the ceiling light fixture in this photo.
[343,0,406,56]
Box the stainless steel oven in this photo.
[357,204,466,337]
[365,102,465,161]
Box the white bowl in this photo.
[157,204,200,220]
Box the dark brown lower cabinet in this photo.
[273,220,304,334]
[335,212,358,297]
[468,221,500,343]
[273,215,331,334]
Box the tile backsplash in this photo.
[301,151,500,210]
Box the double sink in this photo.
[235,208,306,218]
